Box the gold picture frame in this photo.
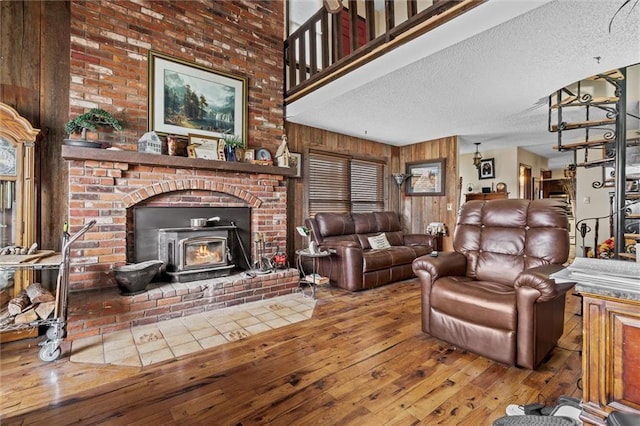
[149,51,248,141]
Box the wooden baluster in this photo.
[321,10,329,68]
[365,1,375,42]
[385,0,395,34]
[331,11,342,62]
[348,0,358,53]
[407,0,417,18]
[299,28,307,83]
[309,20,317,76]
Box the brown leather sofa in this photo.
[412,199,574,369]
[305,211,440,291]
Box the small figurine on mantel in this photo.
[275,135,291,167]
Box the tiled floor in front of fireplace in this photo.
[69,292,316,367]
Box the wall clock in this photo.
[0,138,17,176]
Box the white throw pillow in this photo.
[368,233,391,250]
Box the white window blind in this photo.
[351,159,384,213]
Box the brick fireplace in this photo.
[62,145,298,340]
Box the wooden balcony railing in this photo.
[284,0,484,102]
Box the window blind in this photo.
[350,159,384,213]
[308,151,350,215]
[308,151,385,216]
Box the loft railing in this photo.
[575,194,640,261]
[284,0,483,101]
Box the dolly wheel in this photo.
[46,326,62,340]
[38,346,61,362]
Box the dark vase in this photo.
[225,145,236,161]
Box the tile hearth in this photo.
[70,293,316,367]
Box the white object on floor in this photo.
[550,405,582,425]
[506,405,525,416]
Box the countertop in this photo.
[559,257,640,302]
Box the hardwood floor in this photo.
[0,279,583,425]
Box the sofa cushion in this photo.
[374,211,401,232]
[353,213,379,234]
[386,231,404,246]
[368,233,391,250]
[364,246,427,272]
[363,249,394,271]
[315,212,355,238]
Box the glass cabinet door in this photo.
[0,103,40,298]
[1,137,19,249]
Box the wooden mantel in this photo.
[61,145,297,177]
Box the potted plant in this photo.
[65,108,123,140]
[223,135,245,161]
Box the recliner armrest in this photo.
[514,264,575,302]
[412,251,467,282]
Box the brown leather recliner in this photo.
[412,199,574,369]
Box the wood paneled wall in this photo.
[401,136,459,251]
[0,2,70,252]
[285,123,458,257]
[285,123,395,258]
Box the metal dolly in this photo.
[0,220,95,361]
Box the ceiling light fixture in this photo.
[472,142,483,169]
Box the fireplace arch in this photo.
[121,177,263,209]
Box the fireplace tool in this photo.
[254,232,274,273]
[230,221,256,278]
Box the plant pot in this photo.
[225,145,236,161]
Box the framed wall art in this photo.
[478,158,495,179]
[406,158,446,196]
[148,51,248,142]
[290,152,302,178]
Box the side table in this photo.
[296,249,333,299]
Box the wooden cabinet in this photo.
[580,294,640,425]
[0,103,40,297]
[465,192,508,202]
[541,178,570,199]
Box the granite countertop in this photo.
[575,281,640,302]
[556,258,640,302]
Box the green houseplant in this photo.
[65,108,123,140]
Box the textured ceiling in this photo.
[286,0,640,169]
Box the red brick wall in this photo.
[69,0,284,152]
[64,156,294,338]
[67,158,288,291]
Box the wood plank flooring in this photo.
[0,279,583,425]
